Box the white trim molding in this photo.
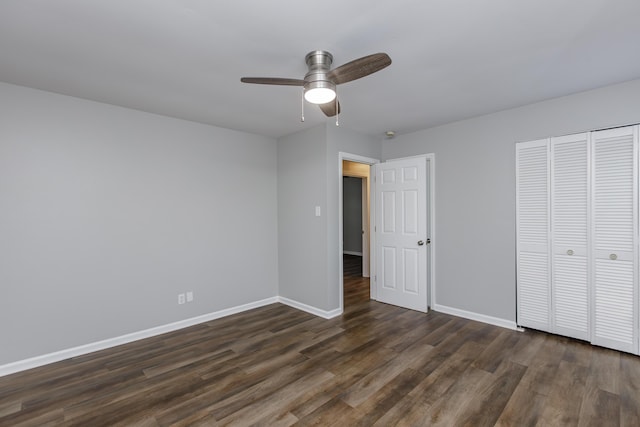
[426,153,436,310]
[0,297,279,378]
[278,296,342,319]
[433,303,518,331]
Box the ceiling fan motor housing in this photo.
[304,50,336,96]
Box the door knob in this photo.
[418,240,424,246]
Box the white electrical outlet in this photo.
[178,293,186,305]
[186,291,194,302]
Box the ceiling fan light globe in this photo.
[304,87,336,104]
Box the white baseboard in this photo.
[343,251,363,256]
[1,299,518,378]
[0,296,279,378]
[432,304,518,331]
[278,297,342,319]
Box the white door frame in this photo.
[338,152,379,312]
[361,178,369,277]
[338,152,436,311]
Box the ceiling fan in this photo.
[241,50,391,118]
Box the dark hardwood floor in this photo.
[343,254,369,307]
[343,254,363,278]
[1,259,639,426]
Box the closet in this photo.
[516,125,639,354]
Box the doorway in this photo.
[339,153,378,312]
[342,165,371,308]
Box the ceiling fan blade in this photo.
[240,77,305,86]
[319,100,341,117]
[327,53,392,85]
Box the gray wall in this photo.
[277,125,329,308]
[382,78,640,323]
[342,177,363,254]
[0,82,279,365]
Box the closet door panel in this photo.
[591,125,638,354]
[551,134,589,340]
[516,139,551,331]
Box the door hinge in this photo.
[427,238,431,244]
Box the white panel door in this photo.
[551,133,590,340]
[375,157,427,312]
[591,125,638,353]
[516,139,551,332]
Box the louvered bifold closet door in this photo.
[591,125,639,354]
[551,134,590,340]
[516,139,551,331]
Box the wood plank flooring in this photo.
[1,264,640,425]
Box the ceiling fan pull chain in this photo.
[335,87,339,126]
[301,88,305,122]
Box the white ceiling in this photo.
[1,0,639,139]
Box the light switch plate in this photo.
[315,206,321,217]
